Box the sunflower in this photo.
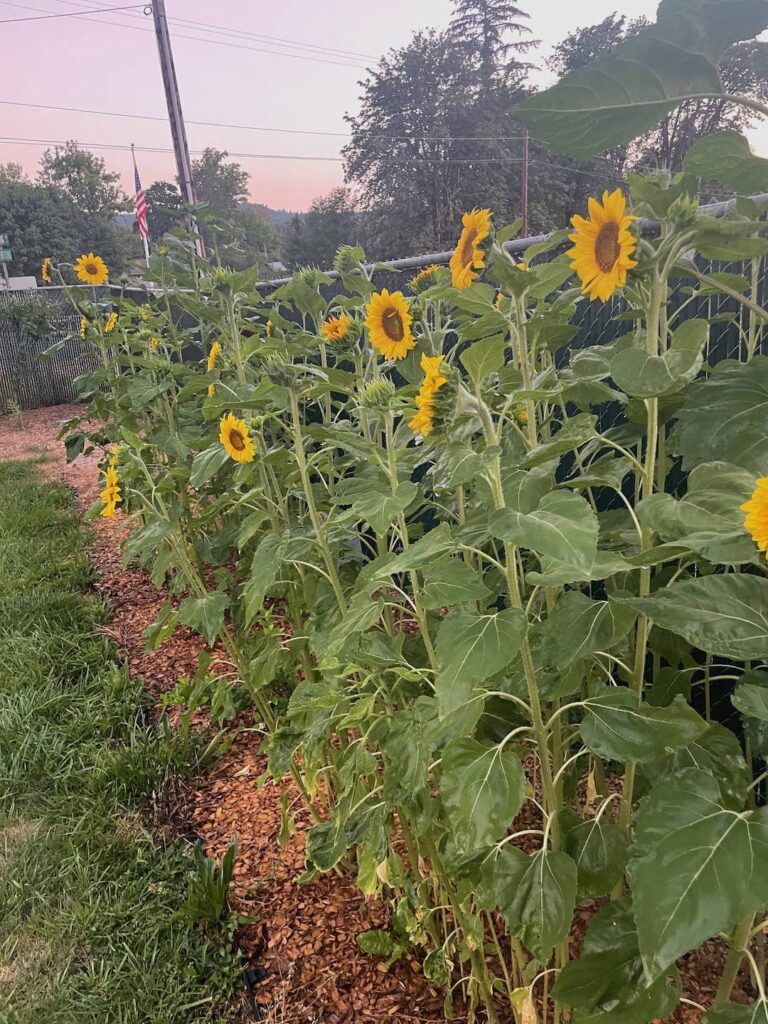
[409,264,438,291]
[208,383,216,398]
[409,353,447,438]
[449,208,493,290]
[74,252,109,286]
[104,311,118,334]
[99,464,121,518]
[207,340,222,372]
[364,289,415,361]
[219,413,256,463]
[567,189,637,302]
[742,478,768,555]
[321,313,352,343]
[266,319,272,337]
[80,317,88,339]
[149,337,159,351]
[41,257,52,284]
[140,306,150,322]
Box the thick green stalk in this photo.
[715,914,755,1003]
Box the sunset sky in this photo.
[2,0,767,211]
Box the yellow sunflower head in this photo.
[208,383,216,398]
[567,189,637,303]
[219,412,256,464]
[104,311,118,334]
[409,352,447,438]
[207,340,222,372]
[99,464,121,517]
[266,319,272,337]
[449,208,493,291]
[139,306,150,322]
[74,252,109,286]
[409,264,439,292]
[149,336,159,351]
[364,289,415,361]
[321,313,352,343]
[742,478,768,555]
[80,317,88,339]
[41,257,52,284]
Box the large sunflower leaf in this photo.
[610,319,708,399]
[440,738,525,853]
[535,592,635,670]
[420,558,490,609]
[435,607,527,714]
[685,131,768,193]
[504,850,578,961]
[629,768,768,979]
[670,358,768,473]
[513,0,768,159]
[613,575,768,660]
[490,490,598,572]
[643,722,750,811]
[580,689,707,762]
[552,900,681,1024]
[559,810,630,897]
[704,1000,768,1024]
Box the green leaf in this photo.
[644,722,750,811]
[377,523,455,574]
[685,130,768,193]
[320,589,384,665]
[671,358,768,473]
[306,821,347,872]
[189,443,229,488]
[514,0,768,159]
[552,899,681,1024]
[348,480,418,535]
[490,490,598,572]
[243,533,286,627]
[614,575,768,660]
[177,591,230,646]
[536,593,635,670]
[435,607,527,715]
[559,810,630,897]
[610,319,708,399]
[475,845,531,919]
[460,335,507,386]
[440,738,525,853]
[704,1000,768,1024]
[629,768,768,979]
[580,690,708,763]
[505,850,577,961]
[732,681,768,721]
[420,558,490,609]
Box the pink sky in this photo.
[1,0,766,211]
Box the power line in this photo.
[0,2,139,20]
[0,99,529,143]
[0,1,373,68]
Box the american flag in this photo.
[132,149,148,242]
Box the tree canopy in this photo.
[38,141,128,218]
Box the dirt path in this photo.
[0,404,449,1024]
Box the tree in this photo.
[449,0,535,86]
[289,188,361,268]
[0,179,129,278]
[191,148,250,211]
[282,212,309,270]
[0,163,26,184]
[215,206,281,272]
[144,180,184,240]
[38,141,128,217]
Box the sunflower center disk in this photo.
[86,263,98,275]
[229,429,246,452]
[460,229,478,268]
[594,222,620,273]
[382,308,404,342]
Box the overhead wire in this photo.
[0,2,139,21]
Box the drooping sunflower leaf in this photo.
[189,443,229,488]
[177,591,230,646]
[243,532,287,626]
[559,810,630,897]
[614,575,768,661]
[435,607,527,715]
[504,850,578,961]
[513,0,768,159]
[629,768,768,979]
[535,592,635,670]
[703,1000,768,1024]
[580,689,708,763]
[490,490,598,572]
[643,722,750,811]
[684,130,768,193]
[420,558,491,609]
[732,681,768,721]
[610,319,708,399]
[440,737,525,854]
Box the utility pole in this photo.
[521,129,529,240]
[150,0,205,259]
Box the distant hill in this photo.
[242,203,298,228]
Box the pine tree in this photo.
[449,0,535,87]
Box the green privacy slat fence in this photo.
[0,288,99,412]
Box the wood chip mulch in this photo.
[0,403,758,1024]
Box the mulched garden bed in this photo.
[0,403,756,1024]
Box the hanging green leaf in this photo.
[177,591,230,646]
[504,850,577,960]
[535,592,635,670]
[704,1000,768,1024]
[420,558,491,609]
[490,490,598,572]
[559,810,630,897]
[732,681,768,721]
[685,131,768,193]
[614,575,768,660]
[580,689,708,762]
[629,768,768,979]
[643,722,750,811]
[189,443,230,488]
[610,319,708,399]
[243,532,286,626]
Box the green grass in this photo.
[0,460,241,1023]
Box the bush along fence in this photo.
[54,165,768,1024]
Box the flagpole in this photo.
[131,143,150,267]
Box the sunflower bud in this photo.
[261,353,297,387]
[207,266,236,294]
[667,192,700,228]
[359,377,396,410]
[409,264,443,293]
[334,244,366,275]
[295,266,325,288]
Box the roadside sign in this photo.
[0,234,9,247]
[0,248,12,262]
